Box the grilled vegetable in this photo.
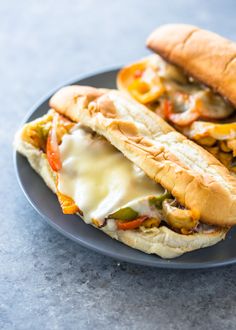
[22,110,74,153]
[129,78,165,104]
[57,189,81,215]
[46,113,62,172]
[228,140,236,157]
[109,207,138,221]
[117,216,148,230]
[128,67,165,104]
[162,199,199,234]
[22,114,52,151]
[205,146,219,157]
[164,97,201,126]
[218,152,232,167]
[190,122,236,141]
[219,141,231,152]
[149,191,172,209]
[197,136,216,147]
[142,217,161,228]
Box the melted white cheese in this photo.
[58,126,163,224]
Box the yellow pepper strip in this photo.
[128,78,165,104]
[55,174,81,215]
[128,66,165,104]
[188,121,236,140]
[56,189,81,215]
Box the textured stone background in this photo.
[1,0,236,329]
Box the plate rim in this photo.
[14,68,236,270]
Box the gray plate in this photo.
[14,69,236,269]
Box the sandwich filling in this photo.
[119,55,236,172]
[58,126,163,224]
[21,110,219,235]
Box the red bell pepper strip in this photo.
[117,216,148,230]
[46,113,62,172]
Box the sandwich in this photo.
[15,85,236,258]
[117,24,236,173]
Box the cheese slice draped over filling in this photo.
[58,125,164,224]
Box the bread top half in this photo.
[50,85,236,226]
[146,24,236,107]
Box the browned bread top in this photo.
[146,24,236,107]
[50,85,236,226]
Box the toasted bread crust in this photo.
[146,24,236,107]
[50,86,236,226]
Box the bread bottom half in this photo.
[15,135,228,259]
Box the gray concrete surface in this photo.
[1,0,236,329]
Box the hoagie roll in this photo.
[15,85,236,258]
[117,25,236,173]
